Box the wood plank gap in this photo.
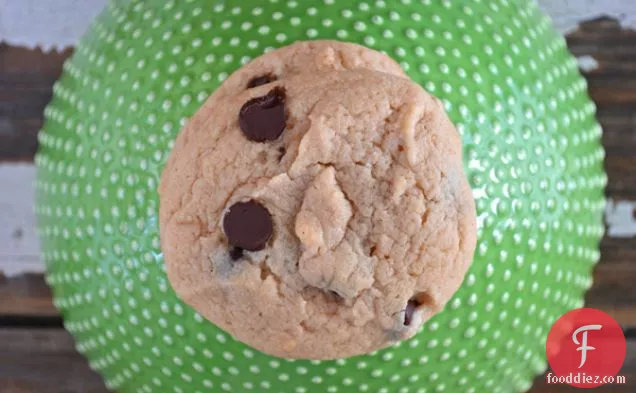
[0,315,63,329]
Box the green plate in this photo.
[35,1,606,392]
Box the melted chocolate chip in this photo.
[247,74,276,88]
[403,299,419,326]
[223,200,273,251]
[239,88,286,142]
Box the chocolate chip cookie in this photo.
[159,41,476,359]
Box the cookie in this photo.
[159,41,476,359]
[214,40,406,97]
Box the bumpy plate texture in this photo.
[35,0,606,392]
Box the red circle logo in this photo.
[546,308,626,388]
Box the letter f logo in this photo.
[572,324,602,368]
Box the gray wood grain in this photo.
[0,329,108,393]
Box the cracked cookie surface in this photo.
[159,41,476,359]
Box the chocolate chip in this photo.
[247,74,276,88]
[277,146,286,162]
[239,88,286,142]
[223,200,273,251]
[229,247,244,261]
[403,299,419,326]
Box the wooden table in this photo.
[1,18,635,393]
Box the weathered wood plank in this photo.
[600,235,636,262]
[567,18,636,60]
[587,262,636,311]
[0,44,71,82]
[0,44,71,162]
[0,329,108,393]
[0,273,56,317]
[0,163,43,277]
[606,160,636,200]
[553,231,636,325]
[594,307,636,327]
[599,114,636,151]
[566,19,636,200]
